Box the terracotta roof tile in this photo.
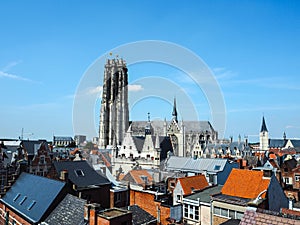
[178,174,209,195]
[221,169,270,199]
[129,170,153,185]
[241,209,300,225]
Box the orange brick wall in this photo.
[96,213,132,225]
[130,189,170,225]
[0,203,31,225]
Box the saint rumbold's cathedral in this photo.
[98,58,218,177]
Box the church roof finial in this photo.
[172,97,178,122]
[261,116,268,132]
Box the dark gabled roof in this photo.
[0,173,66,223]
[132,136,145,152]
[44,194,86,225]
[158,136,173,160]
[125,205,156,225]
[261,116,268,132]
[53,160,111,188]
[53,136,74,141]
[283,158,297,170]
[21,140,49,156]
[290,140,300,148]
[269,139,287,148]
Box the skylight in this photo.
[75,169,84,177]
[19,196,27,205]
[214,165,221,170]
[13,193,21,202]
[27,201,36,210]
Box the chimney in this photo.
[60,169,68,181]
[84,203,101,225]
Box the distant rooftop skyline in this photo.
[0,1,299,142]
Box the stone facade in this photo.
[99,58,129,148]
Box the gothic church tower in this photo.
[259,116,269,151]
[99,58,129,148]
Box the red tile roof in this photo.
[240,209,300,225]
[178,174,209,195]
[127,170,153,185]
[221,169,270,199]
[281,208,300,217]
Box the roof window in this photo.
[19,196,27,205]
[75,169,84,177]
[214,165,221,170]
[27,201,36,210]
[13,193,21,202]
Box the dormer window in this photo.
[75,169,84,177]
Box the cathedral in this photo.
[98,58,218,177]
[98,58,129,149]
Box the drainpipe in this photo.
[210,199,213,225]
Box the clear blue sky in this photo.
[0,1,299,142]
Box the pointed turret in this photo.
[172,97,178,122]
[261,116,268,132]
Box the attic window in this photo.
[75,169,84,177]
[27,201,36,210]
[13,193,21,202]
[214,165,221,170]
[19,196,27,205]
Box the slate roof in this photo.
[166,156,232,174]
[126,205,157,225]
[165,156,190,171]
[283,158,297,170]
[53,136,74,141]
[53,160,110,189]
[185,185,222,203]
[240,208,300,225]
[261,116,268,132]
[0,173,66,224]
[132,136,145,151]
[130,120,215,136]
[221,169,270,199]
[21,140,48,156]
[44,194,86,225]
[178,174,209,195]
[269,139,287,148]
[291,140,300,148]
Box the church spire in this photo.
[172,97,178,122]
[260,116,268,132]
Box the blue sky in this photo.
[0,1,299,142]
